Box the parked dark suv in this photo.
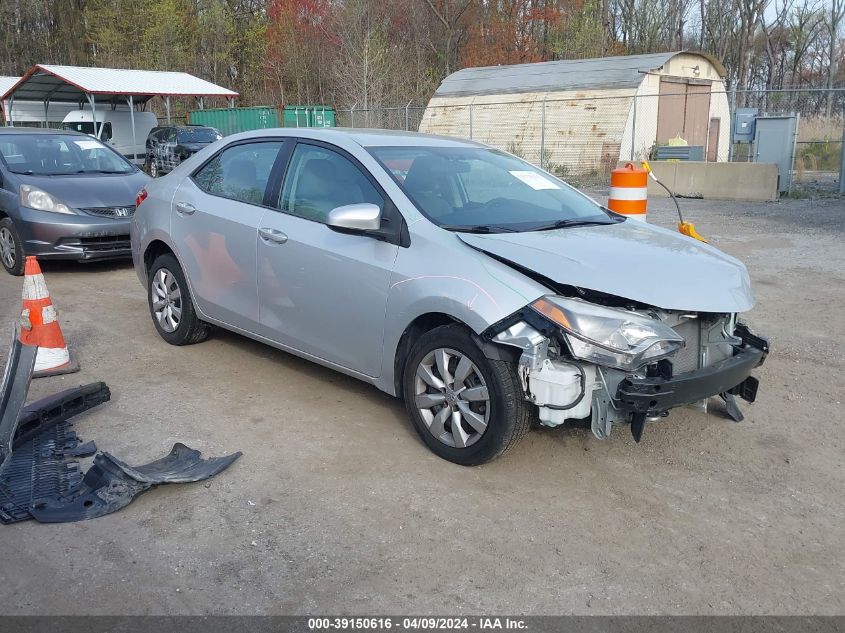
[144,125,221,177]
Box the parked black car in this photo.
[0,128,150,275]
[144,125,221,177]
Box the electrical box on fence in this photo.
[733,108,758,143]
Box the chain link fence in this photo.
[336,88,844,195]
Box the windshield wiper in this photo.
[74,169,131,174]
[441,224,518,234]
[530,217,619,232]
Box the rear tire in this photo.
[402,324,533,465]
[150,158,160,178]
[147,253,211,345]
[0,217,25,276]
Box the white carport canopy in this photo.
[2,64,238,148]
[0,77,18,100]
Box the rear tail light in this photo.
[135,188,148,207]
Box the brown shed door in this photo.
[657,78,712,147]
[657,79,687,142]
[685,83,711,146]
[707,118,720,161]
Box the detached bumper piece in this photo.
[617,326,768,442]
[0,333,241,524]
[30,443,242,523]
[0,331,37,474]
[0,404,99,524]
[1,378,108,522]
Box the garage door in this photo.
[657,78,712,149]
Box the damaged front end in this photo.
[486,296,769,442]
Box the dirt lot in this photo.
[0,194,843,615]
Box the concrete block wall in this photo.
[616,161,779,202]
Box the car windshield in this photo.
[0,134,135,175]
[177,128,220,143]
[369,146,618,233]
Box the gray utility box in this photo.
[733,108,758,142]
[754,115,798,194]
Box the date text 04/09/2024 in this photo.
[307,618,528,630]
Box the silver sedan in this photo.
[131,128,767,464]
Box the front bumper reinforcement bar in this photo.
[616,326,768,441]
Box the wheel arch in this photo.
[141,235,214,325]
[143,238,176,274]
[391,312,520,398]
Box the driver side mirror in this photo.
[326,203,382,232]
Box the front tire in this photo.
[147,253,210,345]
[402,324,533,465]
[0,217,25,276]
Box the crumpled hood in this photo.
[459,220,754,313]
[20,172,150,209]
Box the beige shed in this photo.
[418,51,730,179]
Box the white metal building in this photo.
[2,64,238,127]
[0,76,67,125]
[418,51,730,176]
[2,73,136,126]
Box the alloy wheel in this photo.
[151,268,182,333]
[413,347,491,448]
[0,227,16,270]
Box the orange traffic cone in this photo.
[19,256,79,378]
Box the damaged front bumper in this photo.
[489,312,769,442]
[605,327,766,441]
[616,344,763,418]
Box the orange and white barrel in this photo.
[608,163,648,220]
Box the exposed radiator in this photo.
[671,319,701,374]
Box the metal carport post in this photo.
[85,92,100,139]
[43,83,63,129]
[126,95,136,160]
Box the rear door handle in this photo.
[258,227,288,244]
[175,201,196,215]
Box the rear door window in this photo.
[193,141,285,206]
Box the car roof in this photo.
[230,127,483,149]
[0,127,88,137]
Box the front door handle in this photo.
[258,227,288,244]
[175,201,196,216]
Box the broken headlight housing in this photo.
[531,296,684,372]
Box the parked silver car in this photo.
[131,129,768,465]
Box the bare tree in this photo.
[787,0,824,89]
[735,0,770,105]
[333,0,395,117]
[423,0,473,76]
[823,0,845,116]
[757,0,791,91]
[699,0,740,77]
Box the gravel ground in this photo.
[0,193,843,615]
